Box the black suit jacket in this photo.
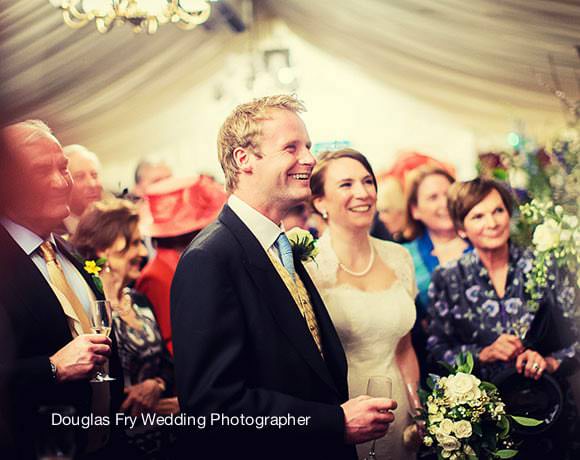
[171,205,357,460]
[0,225,124,459]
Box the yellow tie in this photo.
[268,251,323,354]
[38,241,92,334]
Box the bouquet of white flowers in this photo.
[520,200,579,312]
[419,353,541,459]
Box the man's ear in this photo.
[233,147,253,173]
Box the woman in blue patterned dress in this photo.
[426,178,578,458]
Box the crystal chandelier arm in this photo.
[62,9,90,28]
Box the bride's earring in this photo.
[321,210,328,220]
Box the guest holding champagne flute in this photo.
[306,149,421,460]
[71,199,177,457]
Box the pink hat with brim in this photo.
[141,175,227,238]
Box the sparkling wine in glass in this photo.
[366,375,393,460]
[89,300,115,382]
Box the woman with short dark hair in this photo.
[426,178,578,458]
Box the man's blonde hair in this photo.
[217,94,306,192]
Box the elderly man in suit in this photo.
[61,144,104,235]
[0,120,124,459]
[171,95,396,460]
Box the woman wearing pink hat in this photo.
[136,175,227,355]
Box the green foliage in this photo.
[510,415,544,427]
[493,449,519,458]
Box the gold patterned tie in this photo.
[38,241,92,334]
[268,251,323,354]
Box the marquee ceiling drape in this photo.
[1,0,579,162]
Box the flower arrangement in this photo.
[286,227,319,262]
[519,200,579,311]
[419,353,541,459]
[83,258,107,294]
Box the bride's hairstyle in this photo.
[309,148,377,218]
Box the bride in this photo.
[306,149,421,460]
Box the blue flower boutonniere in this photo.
[286,227,319,263]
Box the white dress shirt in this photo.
[227,194,285,261]
[1,217,93,315]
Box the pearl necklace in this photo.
[338,244,375,277]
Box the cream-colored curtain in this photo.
[2,0,579,162]
[260,0,580,131]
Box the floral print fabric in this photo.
[426,243,577,380]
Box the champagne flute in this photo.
[366,375,393,460]
[88,300,115,382]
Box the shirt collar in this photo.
[227,194,283,251]
[0,217,56,256]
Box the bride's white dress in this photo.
[306,231,417,460]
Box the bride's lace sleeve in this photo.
[373,238,418,299]
[303,231,339,290]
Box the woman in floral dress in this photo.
[426,178,578,459]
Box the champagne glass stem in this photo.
[368,440,377,459]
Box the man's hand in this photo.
[50,334,111,383]
[479,334,523,364]
[120,379,163,416]
[341,395,397,444]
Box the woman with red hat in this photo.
[136,175,227,355]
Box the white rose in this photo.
[560,229,572,242]
[533,219,561,252]
[453,420,472,438]
[438,418,454,436]
[424,435,433,447]
[436,434,461,452]
[445,373,480,402]
[562,215,578,228]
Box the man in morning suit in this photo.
[0,120,125,459]
[171,95,396,460]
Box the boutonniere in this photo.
[286,227,319,263]
[83,257,107,294]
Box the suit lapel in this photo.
[295,259,349,400]
[219,206,340,395]
[0,226,72,346]
[55,237,104,301]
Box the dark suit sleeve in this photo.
[0,301,54,387]
[171,247,344,436]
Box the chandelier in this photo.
[48,0,213,34]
